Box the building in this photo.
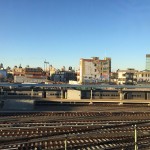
[110,72,118,84]
[79,57,111,84]
[49,65,56,77]
[117,69,150,84]
[0,69,7,82]
[146,54,150,70]
[24,67,45,79]
[51,70,77,83]
[137,70,150,83]
[13,66,46,83]
[12,65,24,76]
[117,69,138,85]
[76,69,80,82]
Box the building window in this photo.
[95,69,97,72]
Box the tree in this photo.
[6,66,11,71]
[7,73,14,82]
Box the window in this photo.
[122,74,126,76]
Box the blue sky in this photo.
[0,0,150,71]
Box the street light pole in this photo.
[44,60,49,76]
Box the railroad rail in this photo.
[0,112,150,149]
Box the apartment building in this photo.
[146,54,150,70]
[79,57,111,84]
[51,70,77,83]
[117,69,138,85]
[137,70,150,82]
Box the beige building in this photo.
[79,57,111,84]
[117,69,138,85]
[117,69,150,84]
[137,71,150,82]
[13,66,46,83]
[49,65,56,76]
[12,66,24,76]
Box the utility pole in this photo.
[44,60,45,72]
[64,135,67,150]
[134,124,138,150]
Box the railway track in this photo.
[0,112,150,149]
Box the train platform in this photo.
[35,97,150,104]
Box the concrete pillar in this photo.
[118,89,124,105]
[31,89,34,98]
[118,89,124,100]
[61,88,64,99]
[90,89,93,100]
[89,88,93,104]
[65,91,67,99]
[120,93,124,100]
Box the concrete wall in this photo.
[14,76,47,83]
[67,89,81,100]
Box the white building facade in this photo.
[137,71,150,82]
[79,57,111,84]
[117,69,138,85]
